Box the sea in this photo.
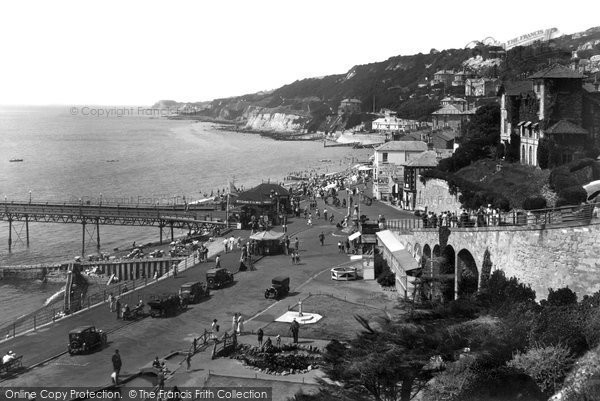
[0,105,368,327]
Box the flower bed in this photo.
[230,343,322,375]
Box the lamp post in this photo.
[99,193,103,206]
[29,190,32,204]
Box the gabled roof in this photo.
[434,69,455,75]
[431,104,465,115]
[433,130,457,142]
[340,98,362,103]
[375,141,428,152]
[528,64,584,79]
[405,150,439,167]
[235,183,289,206]
[545,120,588,135]
[441,96,467,102]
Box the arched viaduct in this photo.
[395,222,600,300]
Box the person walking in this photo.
[108,293,115,312]
[276,334,281,347]
[318,232,325,246]
[223,238,228,254]
[294,237,299,251]
[290,319,300,344]
[112,350,122,383]
[215,255,221,269]
[185,350,192,372]
[232,313,238,333]
[257,328,264,347]
[211,319,219,340]
[338,241,343,253]
[236,314,244,335]
[345,238,350,253]
[115,298,121,319]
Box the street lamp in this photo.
[29,190,32,204]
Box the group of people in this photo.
[421,205,504,228]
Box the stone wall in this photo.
[398,220,600,299]
[415,178,463,213]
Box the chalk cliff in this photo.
[243,107,309,132]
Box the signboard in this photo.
[504,28,559,50]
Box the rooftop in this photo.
[340,98,362,104]
[431,104,470,115]
[528,64,584,79]
[375,141,428,152]
[405,150,439,167]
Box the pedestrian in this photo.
[290,319,300,344]
[110,371,118,385]
[228,235,235,252]
[115,297,121,319]
[276,334,281,347]
[237,314,244,335]
[345,238,350,253]
[290,251,296,265]
[192,338,197,353]
[112,350,122,381]
[108,292,114,312]
[294,237,299,251]
[323,209,328,221]
[211,319,219,340]
[172,263,178,277]
[232,313,238,333]
[186,350,192,372]
[215,255,221,269]
[307,217,312,226]
[318,232,325,246]
[237,237,242,249]
[157,368,165,390]
[338,241,343,253]
[257,328,264,347]
[223,238,228,253]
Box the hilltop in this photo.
[153,26,600,133]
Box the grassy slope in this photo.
[455,159,551,208]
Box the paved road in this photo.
[0,192,412,388]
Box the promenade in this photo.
[0,189,413,400]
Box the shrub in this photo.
[556,185,587,207]
[507,344,574,396]
[549,166,571,192]
[529,305,588,355]
[377,270,395,287]
[545,287,577,307]
[485,270,536,308]
[523,196,547,211]
[583,307,600,349]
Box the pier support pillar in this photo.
[8,218,12,252]
[159,222,164,245]
[81,221,86,257]
[96,219,100,250]
[25,215,30,247]
[170,222,174,242]
[454,253,459,301]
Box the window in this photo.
[383,153,388,163]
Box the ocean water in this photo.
[0,105,367,325]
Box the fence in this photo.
[386,203,596,231]
[211,332,237,359]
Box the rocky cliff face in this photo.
[243,106,308,132]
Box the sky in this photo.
[0,0,598,106]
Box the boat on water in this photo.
[9,158,24,162]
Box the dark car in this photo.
[179,281,210,303]
[147,294,186,318]
[264,276,290,300]
[67,326,107,355]
[206,267,234,289]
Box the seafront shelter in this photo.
[235,183,290,229]
[376,229,420,299]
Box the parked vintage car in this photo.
[122,301,146,321]
[179,281,210,304]
[147,294,186,318]
[206,268,234,289]
[67,326,107,355]
[0,352,23,375]
[264,276,290,300]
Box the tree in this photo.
[322,316,450,401]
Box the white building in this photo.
[373,141,428,200]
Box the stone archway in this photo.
[433,244,440,258]
[457,249,479,297]
[438,245,456,302]
[423,244,431,260]
[480,248,493,290]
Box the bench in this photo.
[0,355,23,374]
